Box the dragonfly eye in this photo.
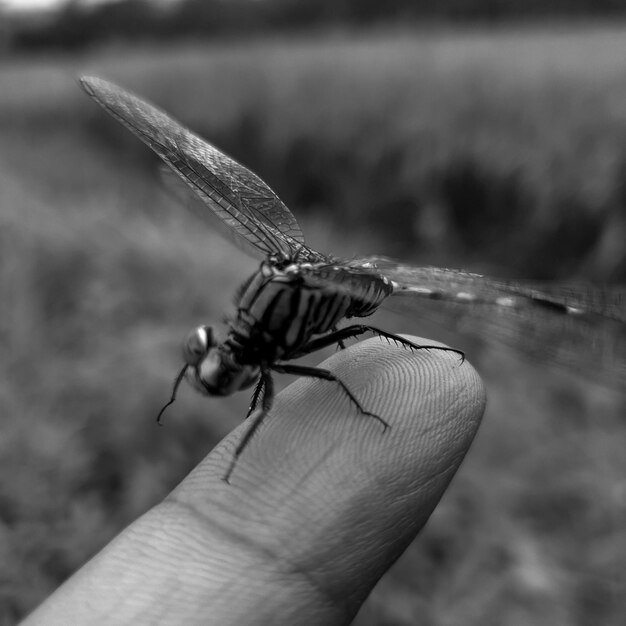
[183,326,215,366]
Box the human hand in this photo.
[21,336,485,626]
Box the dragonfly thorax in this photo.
[215,260,390,366]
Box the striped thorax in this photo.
[183,260,392,398]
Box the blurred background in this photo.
[1,1,626,624]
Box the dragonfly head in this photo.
[156,325,260,424]
[183,325,259,397]
[182,325,216,369]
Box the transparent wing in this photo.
[159,166,327,262]
[350,257,626,387]
[80,76,325,262]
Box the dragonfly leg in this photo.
[246,376,266,417]
[295,325,464,362]
[332,326,347,350]
[156,364,188,425]
[224,371,274,483]
[270,363,389,431]
[355,325,465,363]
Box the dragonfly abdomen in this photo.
[297,263,393,318]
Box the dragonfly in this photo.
[80,77,625,481]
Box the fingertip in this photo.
[333,335,484,438]
[200,335,484,497]
[319,335,486,485]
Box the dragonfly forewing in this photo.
[159,165,328,263]
[80,76,323,262]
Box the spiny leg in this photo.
[247,376,266,418]
[224,371,274,483]
[362,325,465,361]
[270,362,389,431]
[294,324,464,362]
[332,326,347,350]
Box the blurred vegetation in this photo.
[4,0,626,52]
[0,26,625,625]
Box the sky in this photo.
[3,0,62,9]
[2,0,173,12]
[1,0,94,10]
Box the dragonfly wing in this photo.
[351,257,626,387]
[80,76,324,262]
[159,165,321,262]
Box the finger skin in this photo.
[22,337,485,626]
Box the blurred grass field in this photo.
[1,25,625,625]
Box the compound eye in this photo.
[183,326,215,366]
